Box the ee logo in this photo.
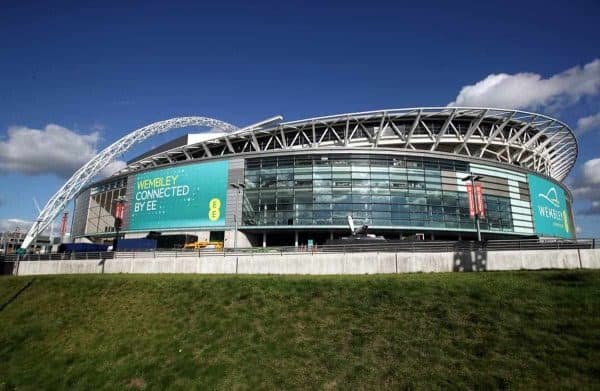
[208,198,221,221]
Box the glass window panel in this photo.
[332,172,351,179]
[277,195,294,204]
[372,203,390,211]
[407,181,424,189]
[313,203,331,210]
[260,176,276,188]
[313,186,331,194]
[406,160,422,168]
[352,179,370,187]
[372,211,391,219]
[332,203,352,211]
[277,204,294,211]
[407,195,425,205]
[314,180,331,187]
[371,159,389,167]
[277,172,293,180]
[352,195,370,203]
[372,195,390,203]
[331,166,350,173]
[314,194,332,202]
[352,211,368,219]
[352,172,370,179]
[333,181,351,187]
[371,179,390,187]
[294,179,313,187]
[313,172,331,179]
[370,173,390,180]
[372,187,391,195]
[332,194,351,203]
[294,174,312,180]
[351,167,370,174]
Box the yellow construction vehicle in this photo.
[183,241,223,250]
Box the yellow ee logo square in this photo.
[208,198,221,221]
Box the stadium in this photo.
[52,107,577,249]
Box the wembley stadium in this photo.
[22,107,579,250]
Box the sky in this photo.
[1,0,599,236]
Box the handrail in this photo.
[1,238,597,261]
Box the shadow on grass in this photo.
[0,278,35,313]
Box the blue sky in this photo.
[1,0,599,236]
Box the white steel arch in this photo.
[20,116,239,250]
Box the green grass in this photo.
[0,271,599,390]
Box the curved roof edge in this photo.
[114,107,577,182]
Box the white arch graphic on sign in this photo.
[20,116,239,250]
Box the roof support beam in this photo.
[201,142,212,157]
[406,109,422,148]
[430,109,458,151]
[374,112,387,147]
[250,132,261,151]
[224,137,235,153]
[454,109,487,153]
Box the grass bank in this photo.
[0,271,599,389]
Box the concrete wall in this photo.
[579,249,600,269]
[224,230,253,249]
[14,249,600,276]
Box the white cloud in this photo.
[100,160,128,178]
[0,218,54,236]
[571,158,600,215]
[577,158,600,186]
[449,59,600,109]
[0,124,126,179]
[0,218,33,233]
[577,112,600,134]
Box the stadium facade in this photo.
[70,108,578,248]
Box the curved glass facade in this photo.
[243,154,526,233]
[72,152,575,241]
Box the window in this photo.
[243,155,517,232]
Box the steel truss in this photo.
[20,117,239,250]
[118,107,577,182]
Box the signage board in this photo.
[466,184,475,218]
[129,160,228,230]
[475,183,485,219]
[115,202,125,220]
[527,174,572,239]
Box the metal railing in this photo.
[1,238,597,262]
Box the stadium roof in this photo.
[117,107,577,182]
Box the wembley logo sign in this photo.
[536,186,569,233]
[537,187,564,221]
[528,174,571,238]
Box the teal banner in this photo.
[129,161,228,230]
[528,174,572,239]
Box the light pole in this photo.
[462,174,484,242]
[230,183,245,249]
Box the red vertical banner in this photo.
[466,184,475,218]
[115,202,125,229]
[60,212,68,235]
[115,202,125,220]
[475,183,485,219]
